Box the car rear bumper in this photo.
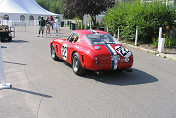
[84,61,133,71]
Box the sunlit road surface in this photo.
[0,26,176,118]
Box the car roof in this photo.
[73,29,109,35]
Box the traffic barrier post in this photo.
[135,26,138,46]
[117,27,120,41]
[158,27,165,53]
[0,42,12,89]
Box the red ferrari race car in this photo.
[50,29,133,75]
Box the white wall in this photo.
[83,14,105,26]
[0,13,63,25]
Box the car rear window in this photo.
[85,34,117,45]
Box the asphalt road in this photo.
[0,26,176,118]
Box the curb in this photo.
[121,42,176,61]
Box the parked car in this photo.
[50,29,133,75]
[0,25,15,42]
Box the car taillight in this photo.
[125,57,129,62]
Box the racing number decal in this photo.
[115,46,131,57]
[61,44,67,60]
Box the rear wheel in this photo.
[51,44,60,61]
[72,52,85,76]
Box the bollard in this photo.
[81,23,82,30]
[158,27,165,53]
[135,26,138,46]
[114,34,116,39]
[158,38,165,53]
[25,22,26,32]
[166,0,168,5]
[0,42,12,89]
[90,21,92,29]
[161,38,165,52]
[85,21,87,29]
[117,27,120,41]
[158,27,162,52]
[107,27,109,33]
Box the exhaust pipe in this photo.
[96,71,104,76]
[125,68,133,72]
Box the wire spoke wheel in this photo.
[51,45,56,58]
[73,56,79,72]
[51,44,60,61]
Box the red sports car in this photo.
[50,30,133,75]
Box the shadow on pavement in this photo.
[11,40,29,43]
[11,87,52,98]
[1,46,7,48]
[3,61,27,66]
[56,60,158,86]
[2,40,29,43]
[45,37,58,39]
[164,52,176,54]
[45,36,68,39]
[83,68,158,86]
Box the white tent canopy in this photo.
[0,0,63,21]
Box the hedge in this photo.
[104,0,176,45]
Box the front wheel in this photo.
[8,36,12,41]
[51,44,60,61]
[72,52,85,76]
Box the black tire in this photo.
[51,44,60,61]
[8,36,12,41]
[72,52,85,76]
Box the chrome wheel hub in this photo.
[73,56,78,72]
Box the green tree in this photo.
[36,0,65,14]
[62,0,115,25]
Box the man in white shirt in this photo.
[54,16,59,36]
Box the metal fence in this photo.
[0,20,39,26]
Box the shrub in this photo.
[152,38,158,47]
[165,36,176,47]
[104,0,176,44]
[152,35,176,48]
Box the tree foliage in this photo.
[62,0,115,24]
[36,0,65,14]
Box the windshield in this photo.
[85,34,117,45]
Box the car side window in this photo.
[71,33,79,44]
[67,33,74,42]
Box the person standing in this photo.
[37,16,45,37]
[46,17,51,36]
[50,16,54,30]
[54,16,59,36]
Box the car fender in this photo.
[70,45,86,67]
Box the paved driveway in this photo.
[0,26,176,118]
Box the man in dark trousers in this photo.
[37,16,45,37]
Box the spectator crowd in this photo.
[37,16,60,37]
